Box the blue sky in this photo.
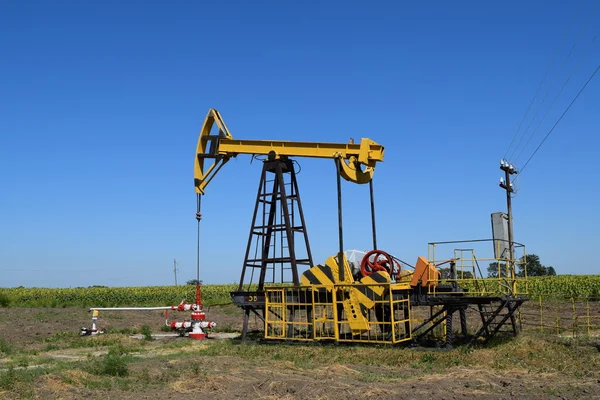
[1,1,599,287]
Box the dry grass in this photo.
[0,325,598,399]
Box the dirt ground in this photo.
[0,306,599,399]
[0,305,260,351]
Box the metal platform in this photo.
[259,284,527,347]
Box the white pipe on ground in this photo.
[89,307,173,311]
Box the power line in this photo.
[519,63,600,175]
[514,35,597,163]
[503,0,583,159]
[507,0,598,161]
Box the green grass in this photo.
[213,324,235,333]
[0,338,13,355]
[44,331,79,343]
[107,327,139,335]
[0,328,597,398]
[0,363,61,398]
[140,325,153,341]
[87,347,131,377]
[180,332,598,377]
[41,332,145,353]
[0,367,17,390]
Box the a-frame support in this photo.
[231,156,313,341]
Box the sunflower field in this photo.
[0,285,238,308]
[0,276,598,307]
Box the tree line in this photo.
[487,254,556,278]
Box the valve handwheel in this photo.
[360,250,400,277]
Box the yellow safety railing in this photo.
[426,240,528,297]
[265,284,412,344]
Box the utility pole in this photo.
[499,160,517,283]
[173,259,178,286]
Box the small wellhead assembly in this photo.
[82,287,216,339]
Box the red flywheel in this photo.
[360,249,401,278]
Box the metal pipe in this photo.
[196,194,202,307]
[335,159,344,282]
[369,179,377,250]
[428,238,525,246]
[171,321,216,329]
[89,307,174,311]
